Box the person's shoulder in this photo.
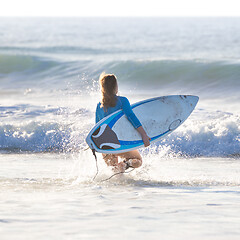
[118,96,131,107]
[118,96,129,102]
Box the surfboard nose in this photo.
[188,95,199,108]
[190,96,199,107]
[180,95,199,110]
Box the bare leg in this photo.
[102,150,142,172]
[117,150,142,168]
[102,154,118,167]
[102,154,126,172]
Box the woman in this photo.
[95,73,150,172]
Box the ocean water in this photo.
[0,17,240,239]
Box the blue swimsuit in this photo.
[95,96,142,129]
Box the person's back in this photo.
[96,96,142,129]
[96,72,150,172]
[96,95,123,122]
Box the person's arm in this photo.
[136,126,150,147]
[121,97,150,147]
[121,97,141,129]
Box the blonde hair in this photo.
[99,72,117,110]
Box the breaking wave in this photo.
[0,104,239,157]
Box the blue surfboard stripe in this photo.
[119,129,170,146]
[108,112,124,128]
[90,129,171,153]
[131,97,160,109]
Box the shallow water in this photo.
[1,153,240,240]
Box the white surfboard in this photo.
[86,95,199,154]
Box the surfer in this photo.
[96,73,151,172]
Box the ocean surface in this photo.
[0,17,240,239]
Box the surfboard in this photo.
[86,95,199,154]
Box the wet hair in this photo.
[99,72,117,110]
